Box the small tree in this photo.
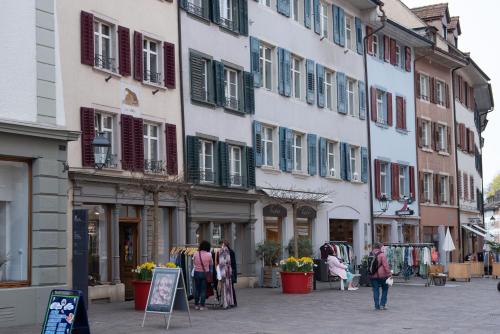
[256,241,281,266]
[487,173,500,197]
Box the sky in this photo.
[402,0,500,191]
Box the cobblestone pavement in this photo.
[7,278,500,334]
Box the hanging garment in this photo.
[431,247,439,263]
[218,246,234,308]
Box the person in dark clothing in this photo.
[220,240,237,307]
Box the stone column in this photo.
[176,205,187,246]
[141,206,148,263]
[246,222,256,276]
[111,204,121,284]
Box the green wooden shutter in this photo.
[319,137,327,177]
[213,60,225,107]
[186,135,200,183]
[355,17,363,54]
[253,120,263,167]
[358,81,366,120]
[306,59,315,104]
[304,0,311,28]
[333,5,340,45]
[246,146,256,187]
[190,52,206,103]
[313,0,320,34]
[250,37,261,87]
[361,147,368,183]
[211,0,221,24]
[307,134,317,176]
[244,71,255,114]
[277,0,291,17]
[316,64,325,108]
[238,0,248,35]
[218,141,229,186]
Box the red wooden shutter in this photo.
[415,72,421,99]
[121,114,135,170]
[457,170,462,199]
[456,123,461,149]
[431,122,436,151]
[118,26,131,76]
[419,172,424,202]
[386,92,393,126]
[391,163,399,200]
[366,26,373,55]
[409,166,415,201]
[465,128,470,152]
[133,31,143,81]
[429,77,435,104]
[384,36,390,62]
[80,107,95,167]
[447,126,451,153]
[374,159,381,199]
[417,118,423,147]
[469,130,475,154]
[389,38,397,65]
[163,42,176,89]
[371,86,377,122]
[460,123,466,150]
[402,98,407,130]
[405,47,411,72]
[445,83,450,108]
[80,11,94,66]
[165,123,178,175]
[396,96,403,129]
[449,176,455,205]
[133,118,144,171]
[434,174,440,204]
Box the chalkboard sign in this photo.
[141,268,191,330]
[41,290,90,334]
[72,209,88,308]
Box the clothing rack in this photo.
[384,243,434,247]
[383,243,435,284]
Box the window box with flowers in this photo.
[279,257,314,294]
[131,262,176,310]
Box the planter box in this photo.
[132,280,151,311]
[467,261,484,277]
[280,272,313,294]
[492,263,500,279]
[448,263,471,282]
[261,266,280,288]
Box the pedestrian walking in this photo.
[193,240,213,310]
[368,242,392,310]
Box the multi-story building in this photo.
[179,0,259,286]
[249,0,378,267]
[484,191,500,243]
[58,0,183,302]
[366,0,432,245]
[0,0,79,327]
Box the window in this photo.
[259,45,272,90]
[345,16,354,50]
[199,140,214,182]
[421,120,430,148]
[229,146,242,186]
[380,162,389,196]
[292,0,299,22]
[292,57,301,99]
[442,24,447,40]
[440,175,449,204]
[372,35,379,56]
[219,0,234,29]
[327,141,337,177]
[320,3,328,38]
[0,160,29,284]
[438,125,447,152]
[399,165,408,198]
[350,146,358,180]
[436,80,445,106]
[224,68,239,110]
[259,0,271,7]
[186,0,205,16]
[143,124,160,171]
[292,133,303,171]
[347,79,356,116]
[376,90,385,123]
[395,45,401,68]
[95,112,115,166]
[423,173,432,202]
[85,205,109,283]
[325,71,333,110]
[296,218,312,241]
[143,38,160,84]
[262,126,274,167]
[94,20,115,71]
[264,217,281,243]
[420,74,430,101]
[200,59,209,101]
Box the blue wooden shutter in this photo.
[340,142,346,180]
[306,59,315,104]
[304,0,312,28]
[277,0,291,17]
[307,134,317,176]
[338,8,345,47]
[246,146,256,187]
[285,128,293,171]
[250,37,261,87]
[361,147,368,183]
[284,49,292,97]
[253,121,263,167]
[218,141,229,186]
[355,17,363,54]
[278,48,288,96]
[279,127,287,171]
[316,64,325,108]
[238,0,249,36]
[344,143,351,181]
[358,81,366,120]
[211,0,221,24]
[186,135,200,183]
[243,71,255,114]
[319,137,327,177]
[333,5,340,45]
[337,72,346,114]
[313,0,320,34]
[213,60,225,106]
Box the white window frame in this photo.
[143,123,160,164]
[380,162,388,196]
[440,175,449,204]
[345,15,354,50]
[224,67,239,109]
[292,133,303,171]
[259,45,273,90]
[372,35,379,56]
[420,74,430,101]
[422,120,430,148]
[399,165,408,198]
[262,126,274,167]
[93,20,115,72]
[327,141,337,177]
[347,79,356,116]
[143,38,160,84]
[325,71,333,110]
[229,145,242,186]
[320,3,328,39]
[292,57,301,99]
[94,112,114,155]
[259,0,271,7]
[396,45,401,68]
[350,146,358,180]
[199,140,214,183]
[436,80,445,106]
[438,124,447,152]
[377,90,385,123]
[200,59,209,101]
[423,173,432,202]
[220,0,233,22]
[292,0,299,22]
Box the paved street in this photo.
[7,278,500,334]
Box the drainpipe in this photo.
[363,2,386,247]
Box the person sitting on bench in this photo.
[327,249,358,291]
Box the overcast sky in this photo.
[402,0,499,190]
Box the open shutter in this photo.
[445,83,450,108]
[246,146,255,187]
[319,137,327,177]
[213,60,225,107]
[383,36,390,62]
[396,96,402,129]
[430,77,436,104]
[419,172,424,203]
[417,118,422,147]
[117,26,131,76]
[337,72,346,114]
[306,59,315,104]
[244,71,255,114]
[186,136,200,183]
[415,72,421,99]
[389,38,397,65]
[366,26,373,55]
[464,172,469,200]
[253,121,263,167]
[250,37,261,87]
[277,0,291,17]
[211,0,221,24]
[409,166,415,201]
[279,127,286,171]
[133,118,144,171]
[218,142,229,186]
[470,176,474,201]
[370,86,377,122]
[402,98,407,130]
[120,114,135,171]
[447,126,451,153]
[316,64,325,108]
[283,49,291,97]
[80,11,94,66]
[80,107,95,167]
[164,42,176,89]
[278,48,285,96]
[313,0,320,34]
[338,8,345,47]
[405,46,411,72]
[190,53,206,102]
[355,17,363,55]
[307,134,317,176]
[133,32,143,81]
[358,81,366,120]
[434,174,440,204]
[238,0,248,35]
[386,92,393,126]
[374,159,381,199]
[333,5,340,45]
[449,176,455,205]
[391,163,399,200]
[285,128,293,172]
[165,124,178,175]
[304,0,312,29]
[340,143,346,180]
[457,170,462,199]
[361,147,368,183]
[344,143,351,181]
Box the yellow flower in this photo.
[166,262,176,268]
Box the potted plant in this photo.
[286,238,313,258]
[279,257,314,294]
[256,241,281,287]
[132,262,177,310]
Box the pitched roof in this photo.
[447,16,461,35]
[411,3,450,22]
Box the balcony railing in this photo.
[144,70,162,85]
[144,160,166,174]
[224,97,239,110]
[229,173,243,187]
[94,54,117,72]
[219,17,235,31]
[185,1,204,17]
[199,169,216,183]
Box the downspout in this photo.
[363,2,386,247]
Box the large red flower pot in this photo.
[280,272,314,294]
[132,280,152,311]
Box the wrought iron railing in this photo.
[219,17,235,31]
[144,70,162,84]
[229,173,243,187]
[94,54,116,72]
[144,160,166,173]
[199,169,216,183]
[185,1,204,17]
[224,97,239,110]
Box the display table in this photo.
[447,263,471,282]
[492,263,500,279]
[467,261,484,277]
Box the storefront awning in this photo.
[260,188,332,203]
[461,224,494,241]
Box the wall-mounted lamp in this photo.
[105,75,112,82]
[152,89,160,95]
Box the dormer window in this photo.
[442,23,447,40]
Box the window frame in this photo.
[423,172,432,202]
[320,2,328,39]
[224,67,240,110]
[327,141,337,177]
[229,145,242,186]
[347,78,356,116]
[395,45,401,68]
[291,56,301,100]
[372,35,379,56]
[440,175,449,204]
[325,71,333,110]
[380,161,389,196]
[436,80,445,106]
[399,165,408,198]
[350,146,358,180]
[292,132,303,172]
[421,120,430,148]
[199,140,215,183]
[93,19,116,72]
[438,124,447,152]
[345,15,354,51]
[292,0,299,22]
[420,74,430,101]
[94,112,115,156]
[143,123,160,169]
[262,126,274,167]
[376,90,385,123]
[259,44,273,91]
[143,37,161,85]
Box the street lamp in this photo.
[379,194,390,213]
[92,132,111,169]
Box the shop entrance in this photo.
[329,219,354,244]
[119,222,139,300]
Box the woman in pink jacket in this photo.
[327,250,358,291]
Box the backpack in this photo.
[367,251,382,275]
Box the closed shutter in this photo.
[396,96,403,129]
[250,37,261,87]
[361,147,368,183]
[186,136,200,183]
[337,72,346,114]
[278,48,285,96]
[218,142,229,186]
[253,121,263,167]
[457,170,462,199]
[285,128,293,172]
[213,60,225,107]
[133,118,144,171]
[389,38,397,65]
[417,118,422,147]
[279,127,286,171]
[133,32,143,81]
[391,163,399,200]
[80,11,94,66]
[307,134,317,176]
[386,92,393,126]
[319,137,327,177]
[238,0,248,36]
[415,72,421,99]
[121,114,135,171]
[409,166,415,201]
[374,159,381,199]
[370,86,377,122]
[246,146,256,187]
[430,77,436,104]
[366,26,373,55]
[333,5,340,45]
[211,0,221,24]
[434,174,440,204]
[344,143,351,181]
[383,36,390,62]
[164,42,176,89]
[80,107,95,167]
[316,64,325,108]
[340,142,346,181]
[445,83,450,108]
[419,172,424,203]
[358,81,366,120]
[306,59,315,104]
[463,172,468,200]
[165,123,178,175]
[277,0,291,17]
[405,46,411,72]
[190,52,206,102]
[304,0,312,29]
[278,48,291,97]
[117,26,131,76]
[338,8,345,47]
[447,126,451,153]
[402,98,407,130]
[449,176,455,205]
[243,71,255,114]
[431,122,436,151]
[355,17,363,55]
[313,0,320,34]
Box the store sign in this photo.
[41,290,90,334]
[121,82,142,117]
[297,205,317,219]
[395,199,414,216]
[263,204,287,217]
